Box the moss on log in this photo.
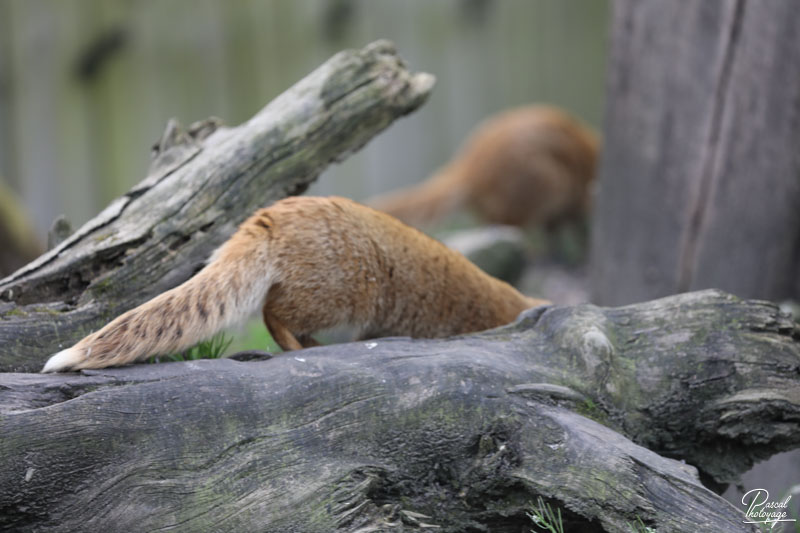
[2,290,795,532]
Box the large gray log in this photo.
[0,40,434,373]
[3,290,796,532]
[591,0,800,306]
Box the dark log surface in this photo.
[591,0,800,306]
[2,290,796,532]
[0,40,434,373]
[1,31,798,533]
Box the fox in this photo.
[368,105,599,230]
[42,196,549,372]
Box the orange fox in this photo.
[42,196,549,372]
[369,105,599,230]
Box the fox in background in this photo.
[43,196,549,372]
[43,105,593,373]
[368,105,599,235]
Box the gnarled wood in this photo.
[2,290,795,532]
[0,40,434,373]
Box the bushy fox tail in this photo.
[368,167,465,228]
[42,233,274,373]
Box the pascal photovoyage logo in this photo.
[742,488,796,530]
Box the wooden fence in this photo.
[0,0,608,241]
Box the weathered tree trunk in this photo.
[591,0,800,517]
[591,0,800,306]
[1,33,796,533]
[2,290,796,532]
[0,40,434,373]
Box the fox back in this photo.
[369,105,599,229]
[43,196,547,372]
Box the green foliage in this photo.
[527,502,661,533]
[626,516,656,533]
[527,497,564,533]
[146,319,283,365]
[148,332,233,363]
[224,318,281,353]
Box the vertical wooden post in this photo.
[591,0,800,306]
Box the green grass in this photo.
[626,516,656,533]
[147,332,233,363]
[224,318,281,354]
[528,497,564,533]
[147,319,282,364]
[527,499,660,533]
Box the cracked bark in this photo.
[0,40,434,373]
[1,290,797,532]
[675,0,744,292]
[591,0,800,305]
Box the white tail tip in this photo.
[42,348,83,373]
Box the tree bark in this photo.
[2,290,796,532]
[593,0,800,515]
[591,0,800,306]
[0,40,434,373]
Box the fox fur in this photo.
[43,196,548,372]
[369,105,599,230]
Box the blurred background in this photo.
[2,1,798,523]
[0,0,608,251]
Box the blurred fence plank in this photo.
[0,0,608,240]
[591,0,800,305]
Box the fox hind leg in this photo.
[296,334,320,348]
[263,309,303,351]
[262,307,320,351]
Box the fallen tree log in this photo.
[2,290,796,532]
[0,40,434,373]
